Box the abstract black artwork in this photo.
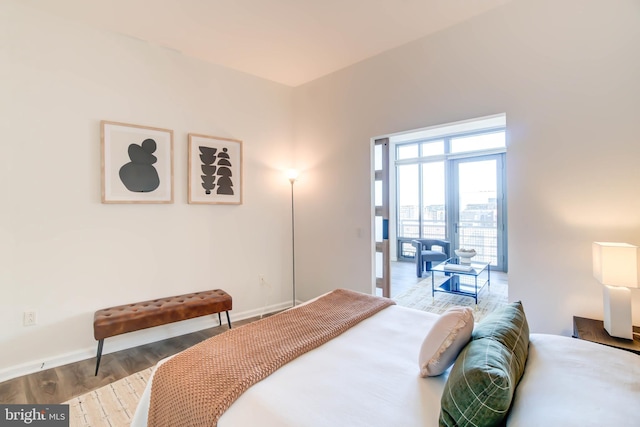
[101,121,174,204]
[198,146,234,195]
[119,138,160,192]
[188,134,243,204]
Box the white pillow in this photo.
[419,306,474,377]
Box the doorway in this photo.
[373,114,507,298]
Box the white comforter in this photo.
[508,334,639,426]
[132,305,640,427]
[133,305,445,427]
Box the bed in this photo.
[132,289,639,427]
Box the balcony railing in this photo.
[398,219,497,265]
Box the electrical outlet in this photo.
[24,310,37,326]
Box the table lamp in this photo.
[592,242,639,339]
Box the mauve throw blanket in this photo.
[147,289,395,427]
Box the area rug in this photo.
[64,279,507,425]
[64,368,152,427]
[393,273,508,322]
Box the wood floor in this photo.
[389,260,509,298]
[389,259,425,297]
[0,261,507,405]
[0,318,259,405]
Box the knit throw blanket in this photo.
[147,289,395,427]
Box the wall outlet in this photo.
[24,310,37,326]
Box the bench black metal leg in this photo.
[218,312,222,326]
[94,339,104,376]
[226,311,232,329]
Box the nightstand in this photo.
[573,316,640,355]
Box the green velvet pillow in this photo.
[439,301,530,427]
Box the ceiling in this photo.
[24,0,512,87]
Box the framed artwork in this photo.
[188,134,243,205]
[101,121,174,203]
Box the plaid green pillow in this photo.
[439,301,529,427]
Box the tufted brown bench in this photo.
[93,289,232,375]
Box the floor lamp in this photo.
[287,170,299,307]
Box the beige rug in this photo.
[393,273,508,322]
[64,368,152,427]
[64,279,507,425]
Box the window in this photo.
[392,115,507,270]
[451,131,504,153]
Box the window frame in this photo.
[394,127,507,267]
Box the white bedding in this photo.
[508,334,639,426]
[133,305,445,427]
[132,305,640,427]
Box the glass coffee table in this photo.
[430,258,490,304]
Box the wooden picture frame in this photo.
[101,121,174,204]
[188,134,243,205]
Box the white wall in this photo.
[293,0,640,335]
[0,2,295,379]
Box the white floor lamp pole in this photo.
[287,170,299,307]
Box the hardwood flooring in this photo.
[0,261,507,405]
[389,260,425,297]
[389,260,509,297]
[0,318,258,405]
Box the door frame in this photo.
[373,138,390,297]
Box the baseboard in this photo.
[0,301,292,383]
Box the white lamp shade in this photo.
[592,242,640,288]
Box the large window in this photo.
[393,116,507,271]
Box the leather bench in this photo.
[93,289,232,375]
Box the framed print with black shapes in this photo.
[101,121,173,204]
[188,134,243,205]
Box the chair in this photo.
[412,239,450,277]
